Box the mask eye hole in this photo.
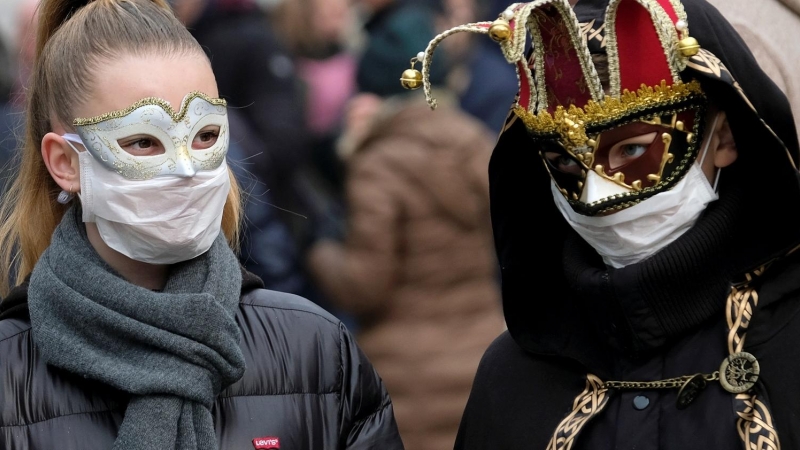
[607,132,657,169]
[192,125,220,150]
[544,151,582,176]
[117,135,166,156]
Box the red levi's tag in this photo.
[252,436,280,449]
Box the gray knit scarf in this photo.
[28,206,246,450]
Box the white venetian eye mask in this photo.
[72,91,229,180]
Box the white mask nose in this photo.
[173,146,197,178]
[579,170,631,205]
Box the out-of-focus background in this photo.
[0,0,798,448]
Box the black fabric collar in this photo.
[0,266,265,322]
[561,187,743,360]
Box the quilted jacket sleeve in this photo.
[337,322,404,449]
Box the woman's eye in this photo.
[544,152,582,176]
[607,132,657,169]
[621,144,647,158]
[118,136,165,156]
[192,127,220,150]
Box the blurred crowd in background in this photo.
[1,0,799,447]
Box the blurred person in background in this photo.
[170,0,345,316]
[10,0,39,107]
[306,3,506,449]
[0,37,18,196]
[456,0,520,133]
[354,0,449,102]
[703,0,800,139]
[173,0,310,206]
[270,0,357,193]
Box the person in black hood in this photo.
[400,0,800,448]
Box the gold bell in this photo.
[400,68,423,90]
[679,37,700,57]
[488,19,512,43]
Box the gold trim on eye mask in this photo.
[73,91,227,126]
[513,80,704,152]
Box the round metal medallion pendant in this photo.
[719,352,760,393]
[676,374,707,410]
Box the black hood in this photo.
[490,0,800,370]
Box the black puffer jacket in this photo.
[0,271,404,449]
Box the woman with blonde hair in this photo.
[0,0,403,448]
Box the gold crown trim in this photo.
[74,91,227,127]
[513,80,704,148]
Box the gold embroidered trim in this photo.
[546,374,610,450]
[527,14,549,112]
[667,0,689,25]
[687,49,798,172]
[605,0,684,98]
[723,266,782,450]
[514,80,702,136]
[579,20,607,49]
[504,2,535,63]
[726,286,759,355]
[736,394,781,450]
[73,91,226,126]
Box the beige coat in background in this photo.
[705,0,800,137]
[308,97,505,450]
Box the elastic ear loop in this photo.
[61,133,84,152]
[697,113,722,192]
[60,134,88,202]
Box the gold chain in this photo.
[602,371,719,390]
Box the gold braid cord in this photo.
[545,375,610,450]
[726,284,759,356]
[420,22,491,110]
[734,394,780,450]
[726,269,781,450]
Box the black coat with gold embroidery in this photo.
[454,0,800,448]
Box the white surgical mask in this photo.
[63,134,231,264]
[551,162,718,268]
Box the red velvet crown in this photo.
[408,0,700,118]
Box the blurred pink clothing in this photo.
[297,53,357,135]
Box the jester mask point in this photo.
[403,0,727,216]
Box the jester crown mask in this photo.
[401,0,735,216]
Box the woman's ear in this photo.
[41,132,81,193]
[714,112,737,169]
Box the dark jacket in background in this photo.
[357,3,447,98]
[188,4,349,320]
[0,272,403,449]
[189,3,309,193]
[0,37,21,199]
